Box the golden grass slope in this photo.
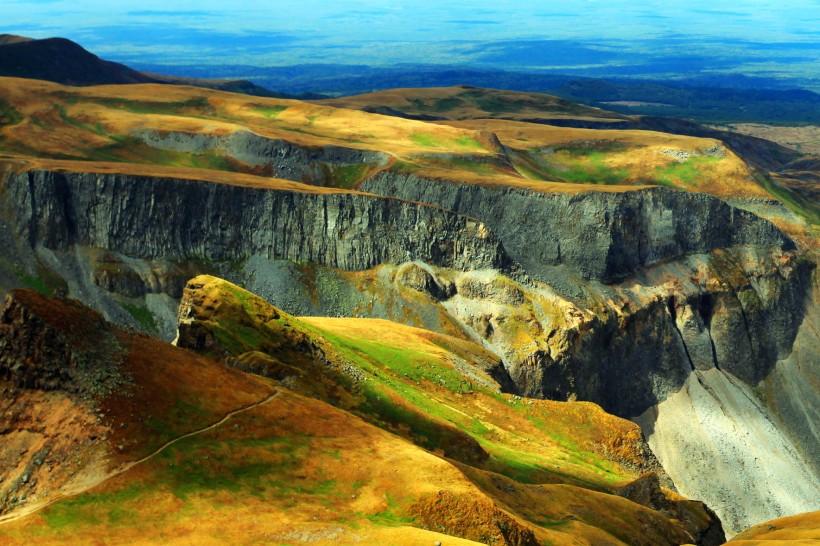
[0,76,779,202]
[169,274,725,545]
[0,283,725,545]
[729,511,820,544]
[0,77,496,158]
[321,85,629,123]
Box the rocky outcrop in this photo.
[362,172,793,282]
[635,367,820,537]
[4,169,510,273]
[135,129,388,185]
[617,472,726,546]
[433,247,812,417]
[0,290,127,397]
[410,490,539,546]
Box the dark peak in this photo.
[0,35,158,86]
[0,35,282,97]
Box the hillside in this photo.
[729,511,820,544]
[0,75,817,540]
[0,284,725,545]
[0,77,802,213]
[322,85,631,124]
[0,36,157,86]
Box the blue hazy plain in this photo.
[4,0,819,84]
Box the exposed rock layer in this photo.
[135,129,388,186]
[4,169,508,273]
[362,172,793,282]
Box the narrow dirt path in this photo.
[0,390,280,526]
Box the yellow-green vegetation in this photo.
[326,161,376,189]
[1,74,813,245]
[525,146,632,185]
[654,155,723,187]
[5,73,799,221]
[179,278,670,501]
[0,98,22,127]
[254,104,287,119]
[11,261,67,297]
[0,281,720,545]
[120,301,158,333]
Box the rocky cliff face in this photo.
[135,129,388,186]
[4,169,508,273]
[362,172,793,282]
[389,249,812,418]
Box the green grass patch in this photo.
[13,262,67,297]
[410,132,442,148]
[210,322,265,355]
[654,155,721,187]
[40,483,145,530]
[255,105,287,120]
[327,162,373,189]
[0,99,23,127]
[36,430,331,534]
[523,146,634,185]
[754,171,820,225]
[120,302,158,332]
[142,397,213,444]
[365,493,416,527]
[455,136,484,150]
[226,284,257,314]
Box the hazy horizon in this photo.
[5,1,819,87]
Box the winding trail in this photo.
[0,390,280,526]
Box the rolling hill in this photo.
[0,282,725,545]
[0,71,817,542]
